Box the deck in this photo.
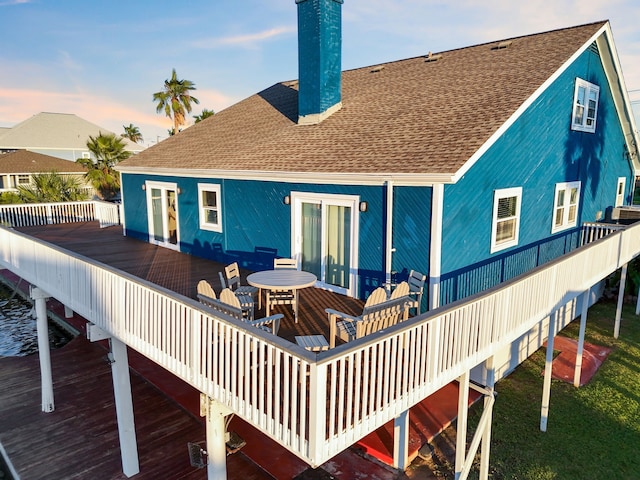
[1,222,453,479]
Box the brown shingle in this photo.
[0,150,88,174]
[119,22,606,179]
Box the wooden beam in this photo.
[614,263,627,338]
[109,337,140,477]
[393,409,410,470]
[540,311,557,432]
[574,288,590,387]
[455,371,470,479]
[31,286,53,413]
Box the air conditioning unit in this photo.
[610,205,640,223]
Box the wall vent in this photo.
[493,40,513,50]
[424,52,443,63]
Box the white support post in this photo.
[574,288,590,387]
[64,305,74,318]
[635,281,640,315]
[540,311,557,432]
[109,337,140,477]
[393,409,410,470]
[203,395,232,480]
[429,184,444,310]
[454,371,470,479]
[31,286,54,413]
[614,263,627,339]
[479,356,495,480]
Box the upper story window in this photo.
[571,78,599,133]
[552,181,581,233]
[615,177,626,207]
[491,187,522,253]
[198,183,222,232]
[82,152,91,159]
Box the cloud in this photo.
[0,0,30,6]
[191,26,295,49]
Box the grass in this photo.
[463,300,640,479]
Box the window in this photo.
[615,177,626,207]
[571,78,599,133]
[552,181,581,233]
[198,184,222,232]
[17,174,30,185]
[82,152,90,159]
[491,187,522,253]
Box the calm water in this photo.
[0,283,73,357]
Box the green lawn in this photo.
[467,300,640,480]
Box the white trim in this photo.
[571,78,599,133]
[551,181,581,234]
[429,184,444,310]
[385,181,394,286]
[197,183,223,232]
[452,25,608,182]
[116,166,455,187]
[490,187,522,253]
[290,191,360,297]
[615,177,626,207]
[145,180,180,251]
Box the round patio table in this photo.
[247,270,317,323]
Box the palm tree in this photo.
[153,68,200,134]
[77,132,131,200]
[193,108,215,123]
[16,172,89,203]
[122,124,143,143]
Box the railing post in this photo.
[307,357,327,465]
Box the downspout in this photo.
[429,184,444,310]
[385,180,394,286]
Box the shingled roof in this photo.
[119,21,608,183]
[0,150,87,174]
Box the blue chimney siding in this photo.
[296,0,343,123]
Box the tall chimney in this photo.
[296,0,343,125]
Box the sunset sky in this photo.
[1,0,639,146]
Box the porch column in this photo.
[454,371,470,479]
[393,409,410,470]
[31,286,54,412]
[109,337,140,477]
[614,263,627,338]
[540,311,557,431]
[87,324,139,477]
[385,180,395,286]
[202,394,233,480]
[429,184,444,310]
[574,288,590,387]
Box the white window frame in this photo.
[615,177,626,207]
[551,181,581,233]
[82,152,91,159]
[16,174,30,185]
[198,183,222,232]
[571,78,599,133]
[491,187,522,253]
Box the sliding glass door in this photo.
[146,181,179,250]
[292,192,359,297]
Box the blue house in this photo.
[117,1,639,312]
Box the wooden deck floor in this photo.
[16,222,366,344]
[0,336,271,480]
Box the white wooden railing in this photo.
[0,200,120,228]
[0,220,639,467]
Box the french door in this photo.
[146,181,179,250]
[291,192,359,297]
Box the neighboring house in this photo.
[0,149,93,196]
[117,5,639,318]
[0,112,144,161]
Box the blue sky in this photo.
[1,0,640,146]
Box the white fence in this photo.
[0,220,638,467]
[0,200,120,228]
